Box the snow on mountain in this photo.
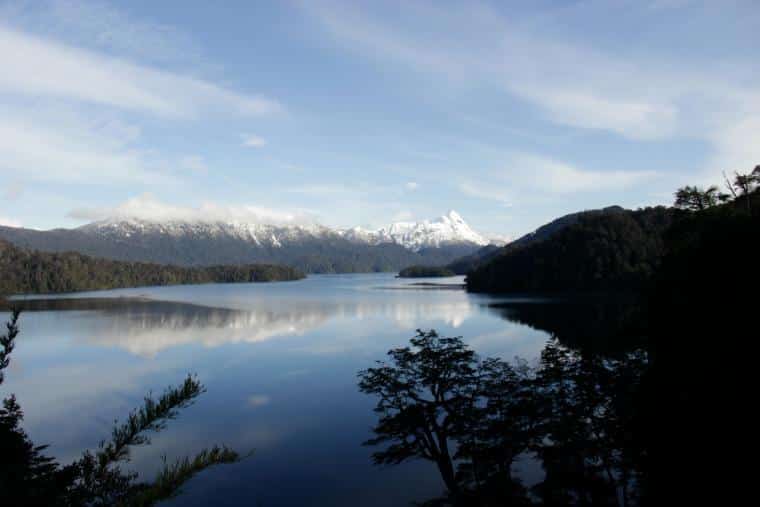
[80,210,490,252]
[339,210,489,251]
[80,217,332,247]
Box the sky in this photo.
[0,0,758,239]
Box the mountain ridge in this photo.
[0,211,492,274]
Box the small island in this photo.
[397,265,455,278]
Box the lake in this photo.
[1,273,555,506]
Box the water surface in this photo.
[2,273,551,506]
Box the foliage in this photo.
[360,330,648,506]
[466,207,676,293]
[673,185,728,211]
[398,265,456,278]
[0,239,304,295]
[0,313,241,505]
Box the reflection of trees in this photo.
[359,330,648,506]
[8,296,476,356]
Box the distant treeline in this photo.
[0,240,304,295]
[397,265,455,278]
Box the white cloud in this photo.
[460,153,657,205]
[6,0,204,64]
[0,216,21,227]
[405,181,419,191]
[392,210,413,221]
[0,112,170,185]
[299,0,760,174]
[509,154,658,195]
[180,155,208,173]
[67,193,318,226]
[241,134,267,148]
[459,181,511,206]
[0,26,281,118]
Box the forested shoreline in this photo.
[0,239,304,296]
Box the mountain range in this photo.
[0,211,492,274]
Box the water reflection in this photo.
[8,294,475,357]
[0,275,568,506]
[360,298,649,506]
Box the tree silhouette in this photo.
[360,330,649,506]
[358,330,480,497]
[673,185,726,211]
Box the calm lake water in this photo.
[2,273,553,506]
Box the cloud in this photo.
[0,110,171,185]
[405,181,419,191]
[241,134,267,148]
[0,98,187,187]
[0,216,21,228]
[392,210,413,221]
[299,0,760,174]
[67,193,318,226]
[0,26,281,118]
[180,155,208,173]
[460,153,657,205]
[1,0,203,64]
[508,154,658,195]
[459,181,511,206]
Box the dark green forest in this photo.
[466,207,677,293]
[0,239,304,295]
[467,167,759,294]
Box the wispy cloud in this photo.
[299,0,760,177]
[508,154,658,195]
[67,193,318,226]
[460,153,657,205]
[241,134,267,148]
[0,109,171,184]
[0,0,204,64]
[180,155,208,173]
[0,26,281,118]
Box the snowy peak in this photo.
[341,210,488,251]
[79,211,489,252]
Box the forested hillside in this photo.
[0,240,304,295]
[467,167,760,294]
[466,207,677,293]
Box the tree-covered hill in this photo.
[466,207,677,293]
[467,166,760,294]
[0,239,304,295]
[442,206,627,276]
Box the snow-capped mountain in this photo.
[0,211,493,273]
[81,210,488,252]
[340,210,488,251]
[79,217,332,247]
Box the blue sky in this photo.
[0,0,758,239]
